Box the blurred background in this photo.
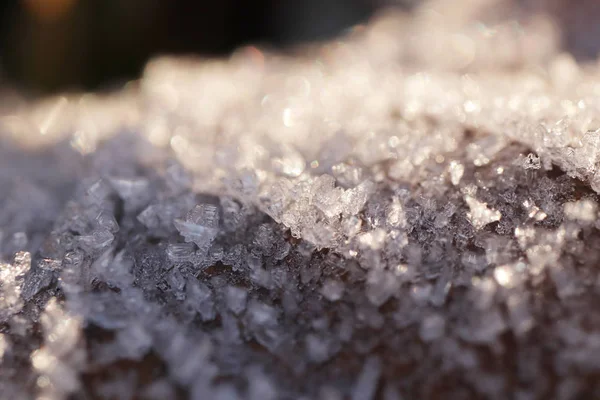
[1,0,600,95]
[0,0,421,94]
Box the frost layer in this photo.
[2,0,600,399]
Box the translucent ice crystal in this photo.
[166,243,196,262]
[224,285,248,315]
[77,229,114,251]
[185,280,216,321]
[174,204,220,250]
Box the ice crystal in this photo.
[465,195,502,230]
[3,0,600,398]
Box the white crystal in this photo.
[448,161,464,185]
[522,199,547,221]
[494,262,526,289]
[0,252,31,320]
[465,195,501,230]
[564,199,597,222]
[386,197,406,229]
[357,229,387,251]
[32,298,84,399]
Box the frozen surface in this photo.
[3,0,600,398]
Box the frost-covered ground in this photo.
[3,0,600,399]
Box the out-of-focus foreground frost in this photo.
[2,0,600,398]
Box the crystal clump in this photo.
[175,204,220,251]
[3,0,600,398]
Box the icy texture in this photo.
[3,0,600,398]
[174,204,220,251]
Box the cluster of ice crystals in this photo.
[465,195,502,230]
[4,0,600,398]
[174,204,220,251]
[32,299,84,400]
[564,199,598,222]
